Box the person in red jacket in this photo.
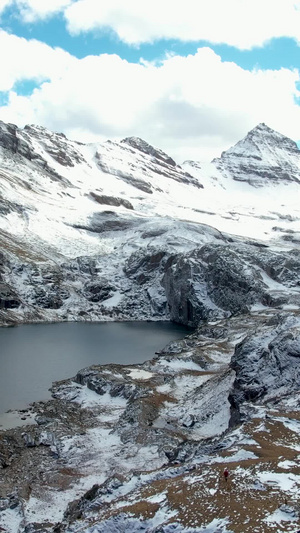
[223,467,229,482]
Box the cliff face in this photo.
[1,230,300,327]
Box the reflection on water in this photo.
[0,321,190,415]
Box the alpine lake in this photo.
[0,321,191,426]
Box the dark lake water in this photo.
[0,321,190,415]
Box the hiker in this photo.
[223,468,229,482]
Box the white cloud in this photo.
[64,0,300,49]
[0,0,73,21]
[0,0,13,13]
[15,0,73,22]
[2,0,300,52]
[0,30,75,91]
[0,32,300,162]
[2,0,300,54]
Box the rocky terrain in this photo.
[1,309,299,532]
[0,121,300,532]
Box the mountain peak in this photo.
[121,136,176,167]
[213,123,300,186]
[243,122,299,150]
[251,122,272,132]
[246,122,282,141]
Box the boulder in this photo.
[0,282,21,309]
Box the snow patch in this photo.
[264,505,298,525]
[258,472,300,492]
[127,368,154,380]
[101,291,123,308]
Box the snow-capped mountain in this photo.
[0,121,203,259]
[1,120,299,262]
[213,122,300,186]
[0,119,300,327]
[1,120,300,532]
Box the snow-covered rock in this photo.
[229,314,300,413]
[213,122,300,186]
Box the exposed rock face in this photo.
[89,192,133,210]
[0,282,21,309]
[95,151,154,194]
[229,315,300,417]
[0,121,31,158]
[97,137,203,191]
[74,210,140,233]
[23,124,86,167]
[72,365,143,400]
[0,120,85,185]
[213,123,300,186]
[1,231,300,326]
[162,243,300,326]
[83,280,114,303]
[121,136,177,167]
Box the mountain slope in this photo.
[1,120,300,265]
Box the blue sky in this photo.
[4,12,300,72]
[0,0,300,161]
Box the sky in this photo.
[0,1,300,162]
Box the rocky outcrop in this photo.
[0,282,21,309]
[99,137,203,190]
[23,125,86,167]
[229,315,300,423]
[89,192,133,210]
[121,136,177,166]
[161,242,300,326]
[72,365,143,400]
[124,249,167,281]
[0,121,31,159]
[74,211,141,233]
[0,121,81,185]
[83,280,114,303]
[95,152,154,193]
